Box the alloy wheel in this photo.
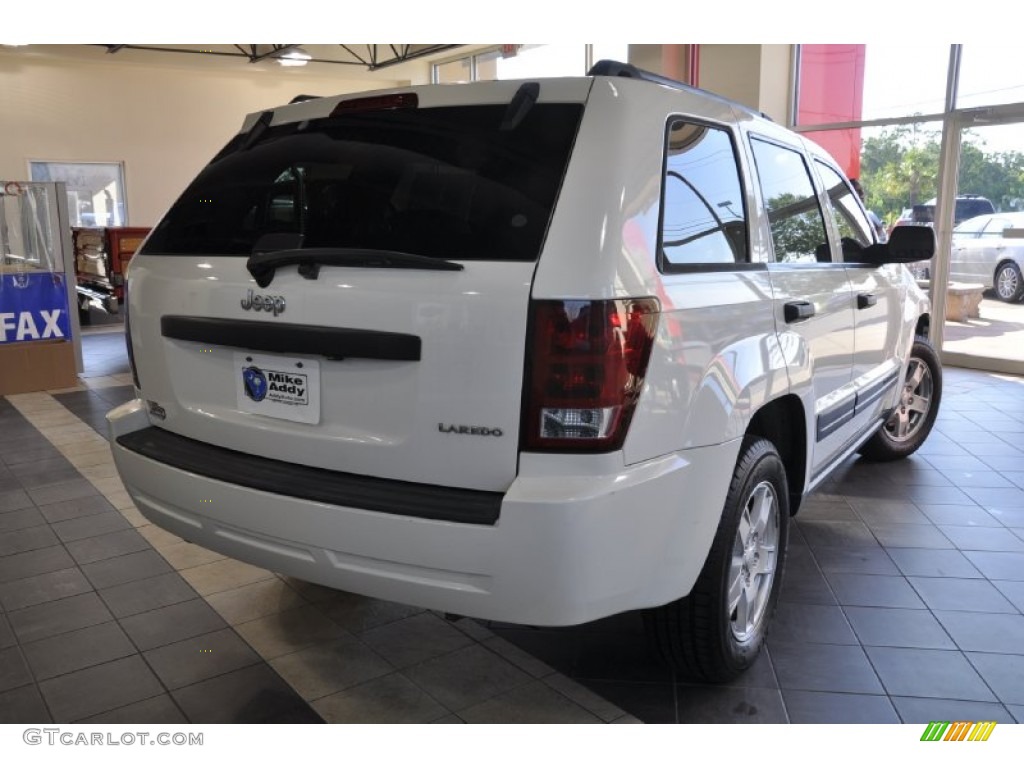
[884,358,934,443]
[996,265,1020,301]
[728,480,779,642]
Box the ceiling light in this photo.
[277,47,311,67]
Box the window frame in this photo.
[656,115,753,274]
[27,160,129,228]
[431,50,486,83]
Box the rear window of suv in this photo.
[141,102,584,262]
[956,197,995,223]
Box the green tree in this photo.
[958,135,1024,210]
[766,193,827,261]
[860,125,941,227]
[859,124,1024,227]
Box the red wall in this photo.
[798,45,866,178]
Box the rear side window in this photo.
[141,102,584,262]
[750,138,830,264]
[659,120,748,269]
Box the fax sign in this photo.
[0,273,71,344]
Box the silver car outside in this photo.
[950,211,1024,302]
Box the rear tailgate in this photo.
[128,80,590,494]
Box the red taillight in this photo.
[330,93,418,117]
[522,298,659,452]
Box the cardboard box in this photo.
[0,339,78,395]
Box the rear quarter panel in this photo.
[531,81,792,464]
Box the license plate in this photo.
[235,352,321,425]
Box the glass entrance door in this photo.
[937,110,1024,374]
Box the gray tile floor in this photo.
[2,329,1024,724]
[0,395,321,723]
[487,367,1024,723]
[0,333,629,724]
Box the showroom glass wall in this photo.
[432,44,629,83]
[794,44,1024,375]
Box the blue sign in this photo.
[242,366,269,402]
[0,272,72,345]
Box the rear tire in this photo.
[644,436,789,683]
[859,335,942,461]
[994,261,1024,303]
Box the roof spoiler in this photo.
[587,59,773,122]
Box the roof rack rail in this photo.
[587,59,772,122]
[289,94,321,104]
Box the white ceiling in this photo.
[3,44,473,81]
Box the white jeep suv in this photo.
[109,61,940,682]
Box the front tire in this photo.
[644,437,789,683]
[994,261,1024,303]
[859,335,942,461]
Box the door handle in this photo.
[784,300,815,323]
[857,293,877,309]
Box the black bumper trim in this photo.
[116,427,501,525]
[855,369,900,413]
[816,394,856,442]
[161,316,421,361]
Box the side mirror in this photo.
[860,226,936,264]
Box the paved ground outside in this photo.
[943,291,1024,365]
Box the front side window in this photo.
[660,120,747,269]
[142,103,583,262]
[750,138,830,264]
[815,161,873,250]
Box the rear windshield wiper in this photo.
[246,247,464,288]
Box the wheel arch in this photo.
[994,257,1021,276]
[994,259,1023,301]
[744,394,807,515]
[915,312,930,339]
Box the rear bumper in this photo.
[108,399,739,626]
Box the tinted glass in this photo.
[955,197,995,224]
[660,120,747,267]
[142,103,584,261]
[815,161,873,248]
[750,138,830,263]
